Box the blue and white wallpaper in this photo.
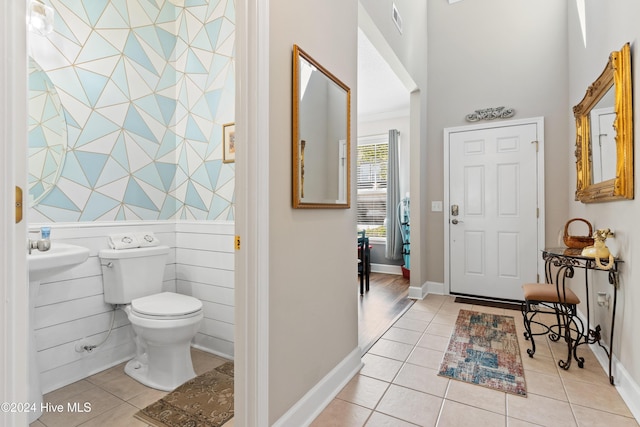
[28,0,235,222]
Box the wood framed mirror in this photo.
[292,44,351,208]
[574,42,633,203]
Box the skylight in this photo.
[577,0,587,47]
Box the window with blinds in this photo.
[357,135,388,238]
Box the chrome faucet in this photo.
[28,231,51,254]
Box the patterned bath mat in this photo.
[438,309,526,396]
[135,361,234,427]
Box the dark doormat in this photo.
[454,297,521,311]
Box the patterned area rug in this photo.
[135,362,234,427]
[438,309,526,396]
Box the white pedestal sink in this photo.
[28,242,90,423]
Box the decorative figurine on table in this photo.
[581,228,615,270]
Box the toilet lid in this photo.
[131,292,202,317]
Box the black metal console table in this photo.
[542,247,620,385]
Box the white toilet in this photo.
[99,245,203,391]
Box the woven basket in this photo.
[563,218,594,249]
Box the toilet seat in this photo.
[131,292,202,320]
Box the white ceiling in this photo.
[357,28,410,120]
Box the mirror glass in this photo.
[589,85,615,183]
[28,56,67,205]
[293,45,350,208]
[574,43,633,202]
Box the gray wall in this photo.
[567,0,640,395]
[268,0,359,423]
[426,0,570,283]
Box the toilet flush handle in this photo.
[105,262,114,268]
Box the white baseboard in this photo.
[576,309,640,422]
[427,281,445,295]
[612,357,640,422]
[588,338,640,422]
[191,343,233,361]
[272,347,362,427]
[408,281,428,299]
[370,263,403,275]
[408,281,444,299]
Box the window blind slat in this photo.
[357,141,388,237]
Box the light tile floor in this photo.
[311,294,639,427]
[30,348,234,427]
[29,295,639,427]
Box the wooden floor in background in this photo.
[358,272,413,354]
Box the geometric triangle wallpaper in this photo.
[28,0,235,222]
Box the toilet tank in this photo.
[99,246,170,304]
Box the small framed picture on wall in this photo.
[223,122,236,163]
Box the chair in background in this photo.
[358,230,371,295]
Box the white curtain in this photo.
[385,129,402,259]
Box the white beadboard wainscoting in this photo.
[175,222,235,358]
[29,221,234,394]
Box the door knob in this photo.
[451,219,463,224]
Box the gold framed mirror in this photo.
[574,42,633,203]
[292,44,351,208]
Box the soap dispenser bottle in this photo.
[38,226,51,251]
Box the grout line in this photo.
[327,293,634,426]
[37,349,223,427]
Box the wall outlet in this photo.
[431,201,443,212]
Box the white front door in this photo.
[446,120,543,301]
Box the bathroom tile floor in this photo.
[30,348,234,427]
[311,294,639,427]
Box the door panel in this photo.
[449,123,539,301]
[465,166,484,215]
[464,231,484,275]
[497,232,519,278]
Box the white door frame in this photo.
[443,117,546,297]
[1,0,29,425]
[235,0,270,425]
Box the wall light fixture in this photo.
[28,0,54,36]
